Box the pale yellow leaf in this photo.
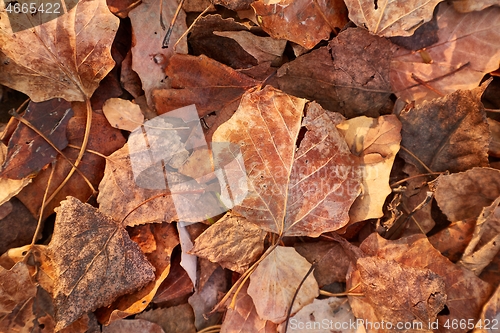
[102,98,144,132]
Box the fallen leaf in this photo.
[213,0,255,11]
[279,297,362,333]
[213,31,286,65]
[152,253,194,305]
[220,280,278,333]
[344,0,441,37]
[488,118,500,158]
[48,197,155,330]
[458,197,500,275]
[153,54,258,117]
[102,98,144,132]
[389,15,439,51]
[0,0,118,101]
[0,198,37,255]
[102,318,165,333]
[213,86,361,236]
[121,51,144,99]
[277,28,397,118]
[451,0,500,13]
[16,105,126,220]
[252,0,348,49]
[337,115,402,222]
[474,284,500,333]
[137,304,197,333]
[390,3,500,103]
[434,168,500,222]
[248,246,318,324]
[129,0,188,107]
[350,233,493,332]
[398,87,490,174]
[0,142,31,206]
[107,0,141,18]
[96,223,179,325]
[190,212,266,273]
[0,99,73,179]
[428,219,477,262]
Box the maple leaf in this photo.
[277,28,397,118]
[390,3,500,103]
[344,0,441,37]
[252,0,348,49]
[213,86,362,236]
[0,0,118,102]
[48,197,155,330]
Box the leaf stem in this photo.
[399,145,434,174]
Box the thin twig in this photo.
[162,0,186,48]
[390,172,443,188]
[172,4,212,50]
[284,263,316,333]
[31,161,56,246]
[399,145,434,174]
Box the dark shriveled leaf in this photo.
[48,197,155,330]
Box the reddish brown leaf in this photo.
[0,99,72,179]
[102,318,165,333]
[0,198,37,255]
[48,197,155,330]
[153,54,258,117]
[399,87,490,174]
[213,87,361,236]
[152,253,194,305]
[428,219,476,262]
[474,284,500,333]
[0,0,118,102]
[277,28,397,118]
[213,0,255,11]
[252,0,348,49]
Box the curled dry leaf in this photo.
[0,99,73,179]
[252,0,348,49]
[213,86,361,236]
[390,3,500,103]
[190,213,266,274]
[458,197,500,275]
[344,0,441,37]
[399,87,490,174]
[474,284,500,333]
[337,115,402,223]
[96,223,179,325]
[48,197,155,330]
[220,280,277,333]
[129,0,188,107]
[434,168,500,222]
[247,246,319,323]
[0,0,118,101]
[349,233,493,332]
[102,98,144,132]
[0,262,37,332]
[153,54,258,117]
[0,142,31,206]
[277,28,397,118]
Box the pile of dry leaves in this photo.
[0,0,500,332]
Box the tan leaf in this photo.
[190,213,266,273]
[458,197,500,275]
[129,0,188,106]
[344,0,441,37]
[96,223,179,325]
[349,233,493,332]
[399,87,489,174]
[390,3,500,103]
[474,284,500,333]
[221,280,278,333]
[337,115,402,222]
[213,87,361,236]
[137,304,197,333]
[102,318,165,333]
[247,246,319,323]
[48,197,155,330]
[452,0,500,13]
[0,0,118,101]
[214,30,286,65]
[277,28,397,118]
[434,168,500,222]
[0,137,31,206]
[251,0,348,49]
[102,98,144,132]
[279,297,362,333]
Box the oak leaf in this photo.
[0,0,118,102]
[213,86,361,236]
[344,0,441,37]
[398,87,490,174]
[251,0,348,49]
[247,246,319,323]
[0,99,73,179]
[337,115,402,222]
[48,197,155,330]
[390,3,500,103]
[277,28,397,118]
